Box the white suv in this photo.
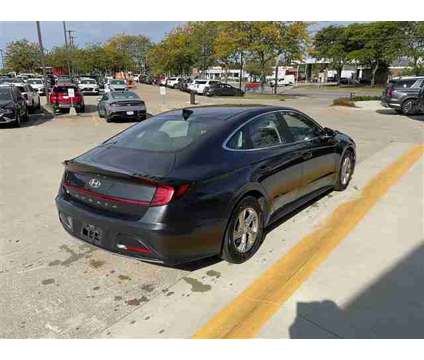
[166,77,182,88]
[188,80,220,95]
[78,78,99,94]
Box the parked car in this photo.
[178,78,193,92]
[166,77,182,88]
[97,91,146,122]
[78,78,99,95]
[381,76,424,115]
[104,79,128,93]
[27,78,46,95]
[49,83,85,113]
[56,105,356,265]
[204,83,244,97]
[14,83,41,112]
[268,76,295,87]
[56,76,74,85]
[188,80,220,95]
[0,85,29,127]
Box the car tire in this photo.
[221,196,265,264]
[105,114,112,123]
[401,99,417,115]
[12,111,22,128]
[23,107,29,121]
[335,150,355,191]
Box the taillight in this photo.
[150,183,190,207]
[387,87,393,97]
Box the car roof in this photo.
[54,82,75,87]
[162,105,288,122]
[392,76,424,80]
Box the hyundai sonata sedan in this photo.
[56,105,356,265]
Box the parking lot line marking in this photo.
[193,144,424,339]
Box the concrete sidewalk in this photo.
[101,142,423,338]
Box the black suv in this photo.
[0,85,29,127]
[381,76,424,115]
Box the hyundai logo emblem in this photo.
[88,178,102,189]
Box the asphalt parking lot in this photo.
[0,84,423,338]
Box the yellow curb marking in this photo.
[193,144,424,339]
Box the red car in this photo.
[49,83,85,113]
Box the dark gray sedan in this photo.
[97,91,147,122]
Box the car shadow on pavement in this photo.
[288,243,424,338]
[376,109,424,122]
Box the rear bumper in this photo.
[109,109,146,120]
[381,98,401,108]
[55,194,223,265]
[53,103,84,110]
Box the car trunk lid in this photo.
[62,145,181,218]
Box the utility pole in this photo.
[67,29,76,76]
[36,21,50,104]
[0,49,4,70]
[62,21,72,76]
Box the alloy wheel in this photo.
[233,207,259,253]
[341,156,352,185]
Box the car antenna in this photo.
[182,108,193,120]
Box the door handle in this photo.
[302,151,313,160]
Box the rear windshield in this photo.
[28,79,43,84]
[105,113,219,152]
[53,86,77,93]
[0,87,12,100]
[81,79,96,84]
[110,80,126,85]
[196,80,207,84]
[111,92,139,100]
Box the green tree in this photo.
[246,22,282,90]
[402,21,424,74]
[5,39,41,73]
[313,25,351,85]
[347,22,405,87]
[105,34,153,72]
[189,22,221,73]
[272,22,309,93]
[214,22,253,87]
[147,26,196,76]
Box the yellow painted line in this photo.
[193,144,424,339]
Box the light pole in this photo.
[62,21,72,76]
[36,21,50,104]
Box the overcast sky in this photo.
[0,21,351,51]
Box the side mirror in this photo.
[319,127,335,139]
[97,97,102,102]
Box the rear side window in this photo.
[226,112,290,150]
[106,113,220,152]
[392,79,417,89]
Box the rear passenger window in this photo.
[393,79,417,89]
